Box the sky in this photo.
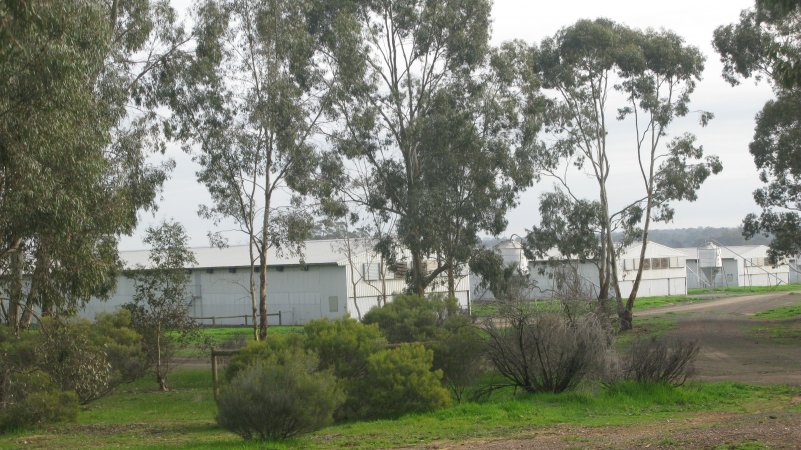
[118,0,775,251]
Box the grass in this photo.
[471,299,561,317]
[617,314,680,346]
[633,295,708,311]
[1,368,797,449]
[752,303,801,320]
[689,283,801,296]
[750,321,801,344]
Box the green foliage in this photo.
[714,2,801,261]
[431,315,486,402]
[0,0,178,327]
[91,310,148,385]
[36,319,111,404]
[0,370,78,433]
[303,317,385,419]
[362,295,458,344]
[327,0,540,295]
[303,317,384,378]
[224,333,306,382]
[355,343,451,420]
[216,352,344,441]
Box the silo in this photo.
[697,243,723,288]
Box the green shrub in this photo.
[37,318,112,404]
[216,351,343,441]
[431,315,485,402]
[362,294,458,343]
[92,310,147,384]
[303,317,386,419]
[0,370,78,432]
[224,333,306,382]
[355,343,451,419]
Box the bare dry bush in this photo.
[483,305,611,393]
[621,337,700,386]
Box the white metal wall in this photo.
[81,264,348,325]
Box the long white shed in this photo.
[82,239,471,325]
[679,244,790,289]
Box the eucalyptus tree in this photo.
[0,1,182,329]
[714,0,801,261]
[530,19,721,330]
[169,0,347,339]
[126,221,197,392]
[328,2,541,296]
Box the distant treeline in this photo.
[644,227,772,248]
[485,227,773,250]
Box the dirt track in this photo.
[427,292,801,450]
[638,291,801,385]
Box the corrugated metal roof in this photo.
[119,239,362,269]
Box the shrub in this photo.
[621,337,700,386]
[91,310,147,385]
[37,319,112,404]
[355,343,451,419]
[483,310,611,393]
[431,315,485,402]
[224,333,306,382]
[304,317,385,419]
[362,294,458,343]
[0,370,78,432]
[216,351,343,441]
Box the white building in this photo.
[473,239,687,300]
[82,239,471,325]
[678,244,791,289]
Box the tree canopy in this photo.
[714,0,801,261]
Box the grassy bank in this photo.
[1,368,797,449]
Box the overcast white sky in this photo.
[119,0,774,251]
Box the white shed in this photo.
[679,244,791,289]
[82,239,471,325]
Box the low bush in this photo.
[621,337,700,386]
[484,310,612,393]
[224,333,306,382]
[304,317,385,419]
[362,294,458,343]
[354,343,451,419]
[0,369,78,432]
[37,318,112,404]
[216,351,343,441]
[431,315,485,402]
[92,310,147,385]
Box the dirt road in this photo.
[637,291,801,385]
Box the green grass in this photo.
[753,303,801,320]
[617,314,680,346]
[689,283,801,296]
[471,300,561,317]
[5,368,795,449]
[633,295,707,311]
[750,321,801,344]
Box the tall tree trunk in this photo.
[258,186,272,340]
[7,247,23,332]
[447,257,455,299]
[412,249,426,296]
[248,239,258,341]
[156,326,168,391]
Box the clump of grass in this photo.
[617,315,679,346]
[633,296,707,311]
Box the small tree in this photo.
[126,221,197,391]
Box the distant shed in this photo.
[678,244,790,289]
[82,239,471,325]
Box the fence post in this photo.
[211,349,219,401]
[278,310,282,326]
[244,314,248,327]
[211,316,216,327]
